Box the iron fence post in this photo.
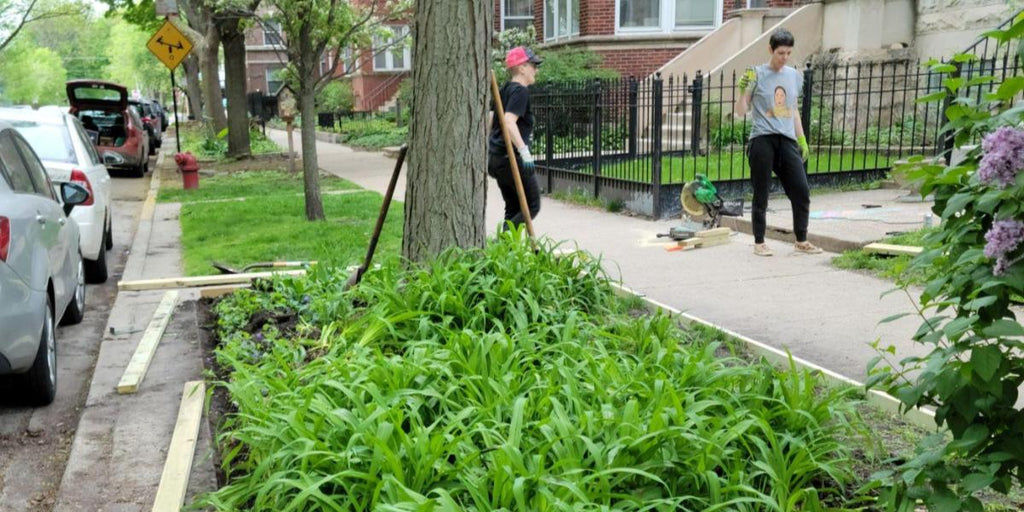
[801,62,814,140]
[941,61,962,165]
[593,78,603,198]
[545,103,553,193]
[652,73,664,218]
[628,76,639,157]
[690,71,703,155]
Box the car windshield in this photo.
[10,121,75,164]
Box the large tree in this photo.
[263,0,407,220]
[401,0,490,261]
[0,39,67,104]
[213,2,259,158]
[0,0,83,53]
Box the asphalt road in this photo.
[0,169,150,512]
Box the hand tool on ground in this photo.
[489,71,536,240]
[680,174,744,229]
[343,144,408,291]
[211,260,317,274]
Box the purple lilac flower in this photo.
[978,126,1024,188]
[984,219,1024,258]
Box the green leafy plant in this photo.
[197,233,870,510]
[316,79,354,113]
[866,18,1024,510]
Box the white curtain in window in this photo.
[675,0,715,26]
[620,0,661,28]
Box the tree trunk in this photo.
[181,54,204,120]
[299,70,325,220]
[220,19,252,158]
[401,0,490,262]
[202,24,227,131]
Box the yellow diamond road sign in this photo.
[147,19,193,71]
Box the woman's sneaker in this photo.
[794,241,823,254]
[754,243,774,257]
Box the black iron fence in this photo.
[531,58,963,218]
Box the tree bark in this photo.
[181,54,204,120]
[401,0,490,262]
[299,79,324,220]
[202,24,227,131]
[219,18,252,158]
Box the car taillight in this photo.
[0,216,10,262]
[70,169,94,206]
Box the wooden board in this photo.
[696,227,731,238]
[198,284,251,298]
[118,269,306,291]
[117,291,179,394]
[151,381,205,512]
[863,243,923,256]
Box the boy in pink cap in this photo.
[488,46,543,231]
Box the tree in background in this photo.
[25,11,111,80]
[261,0,408,220]
[0,39,67,105]
[103,17,170,97]
[0,0,84,53]
[401,0,490,261]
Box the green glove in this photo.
[797,135,809,161]
[737,68,756,92]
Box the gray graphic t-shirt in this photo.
[748,64,803,141]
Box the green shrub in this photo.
[316,80,354,113]
[198,234,869,510]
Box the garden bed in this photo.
[191,235,934,510]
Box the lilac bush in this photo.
[984,219,1024,275]
[978,126,1024,188]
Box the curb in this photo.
[609,282,938,431]
[121,151,167,281]
[720,216,864,254]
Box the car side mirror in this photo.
[102,151,124,167]
[61,182,90,216]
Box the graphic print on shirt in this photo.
[767,86,792,119]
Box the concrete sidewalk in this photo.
[269,130,933,384]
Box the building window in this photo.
[263,21,283,46]
[544,0,580,41]
[747,0,769,7]
[340,47,355,75]
[373,26,411,72]
[267,66,285,94]
[502,0,533,31]
[617,0,719,32]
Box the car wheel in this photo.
[24,293,57,406]
[104,213,113,251]
[133,160,146,178]
[61,258,86,325]
[85,244,108,284]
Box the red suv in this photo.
[66,80,150,177]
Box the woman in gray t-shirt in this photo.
[735,28,822,257]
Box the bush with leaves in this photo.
[866,19,1024,510]
[316,80,354,113]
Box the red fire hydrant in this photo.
[174,152,200,190]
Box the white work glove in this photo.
[518,146,535,171]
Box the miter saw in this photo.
[657,174,743,241]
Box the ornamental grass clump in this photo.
[198,234,866,511]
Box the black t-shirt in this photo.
[489,82,534,155]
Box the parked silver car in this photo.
[0,121,91,406]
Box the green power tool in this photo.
[680,174,744,229]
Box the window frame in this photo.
[502,0,534,31]
[543,0,581,42]
[266,66,286,94]
[263,20,284,47]
[13,134,57,201]
[614,0,722,34]
[372,26,411,72]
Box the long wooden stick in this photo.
[490,72,536,238]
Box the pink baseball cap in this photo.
[505,46,543,69]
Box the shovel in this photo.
[344,144,408,291]
[211,260,318,274]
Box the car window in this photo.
[71,118,101,165]
[10,120,76,164]
[0,132,40,194]
[14,136,58,201]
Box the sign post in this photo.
[147,18,193,155]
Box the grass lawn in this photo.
[158,170,359,203]
[831,228,936,286]
[589,150,891,184]
[163,170,400,276]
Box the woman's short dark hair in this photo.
[770,28,795,50]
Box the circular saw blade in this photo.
[680,181,706,217]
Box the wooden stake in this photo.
[863,243,923,256]
[117,291,179,394]
[118,269,306,291]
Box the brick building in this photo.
[244,0,814,112]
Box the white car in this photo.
[0,108,113,283]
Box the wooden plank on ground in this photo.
[118,269,306,291]
[696,227,731,238]
[151,381,205,512]
[117,291,179,394]
[863,243,923,256]
[198,284,251,298]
